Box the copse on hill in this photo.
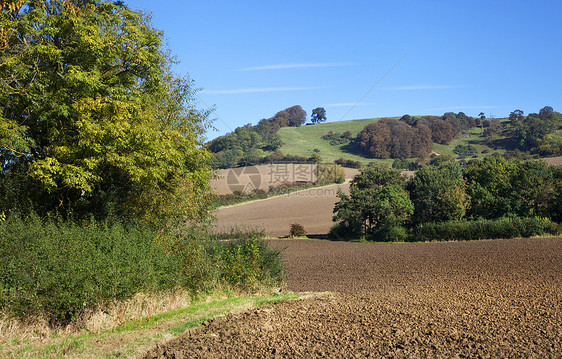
[357,112,477,159]
[207,105,309,168]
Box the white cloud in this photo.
[237,63,354,71]
[203,86,327,95]
[385,85,464,90]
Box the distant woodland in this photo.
[207,106,562,169]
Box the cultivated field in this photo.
[544,156,562,166]
[214,167,359,236]
[210,164,354,196]
[215,182,350,236]
[144,237,562,357]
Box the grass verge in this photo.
[0,290,298,358]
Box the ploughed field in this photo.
[144,237,562,358]
[215,181,350,237]
[213,167,359,237]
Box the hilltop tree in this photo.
[478,112,486,135]
[0,0,212,226]
[357,118,433,159]
[311,107,327,124]
[285,105,307,127]
[509,109,524,126]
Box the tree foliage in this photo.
[207,105,309,168]
[285,105,307,127]
[464,156,559,220]
[406,160,470,224]
[515,106,562,151]
[357,118,432,159]
[311,107,327,124]
[333,164,412,237]
[0,0,212,226]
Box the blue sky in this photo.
[127,0,562,141]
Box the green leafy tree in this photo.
[538,133,562,156]
[483,118,501,145]
[463,156,556,220]
[464,156,517,219]
[0,0,212,227]
[478,112,486,135]
[515,106,562,151]
[509,109,524,127]
[406,160,470,224]
[333,164,412,237]
[311,107,327,124]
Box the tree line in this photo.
[354,107,562,160]
[356,112,477,159]
[332,157,562,241]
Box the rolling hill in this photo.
[277,117,509,164]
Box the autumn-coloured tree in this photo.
[357,118,433,159]
[285,105,307,127]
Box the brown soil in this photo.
[210,165,359,195]
[214,167,358,237]
[215,182,350,237]
[544,156,562,166]
[143,237,562,358]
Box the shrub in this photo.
[322,131,351,146]
[335,158,362,169]
[329,222,362,241]
[369,226,409,242]
[410,217,559,242]
[0,215,183,326]
[0,215,284,327]
[215,236,284,288]
[453,144,478,158]
[290,223,306,237]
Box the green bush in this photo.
[289,223,306,237]
[329,222,363,241]
[0,215,284,327]
[0,215,182,326]
[369,226,409,242]
[215,236,284,289]
[411,217,559,242]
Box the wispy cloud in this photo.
[434,105,514,111]
[385,85,464,90]
[238,62,354,71]
[325,102,374,108]
[203,86,327,95]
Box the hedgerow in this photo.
[0,215,283,327]
[410,217,559,242]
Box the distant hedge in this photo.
[410,217,560,242]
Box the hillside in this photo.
[209,107,561,169]
[277,118,382,164]
[277,117,508,164]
